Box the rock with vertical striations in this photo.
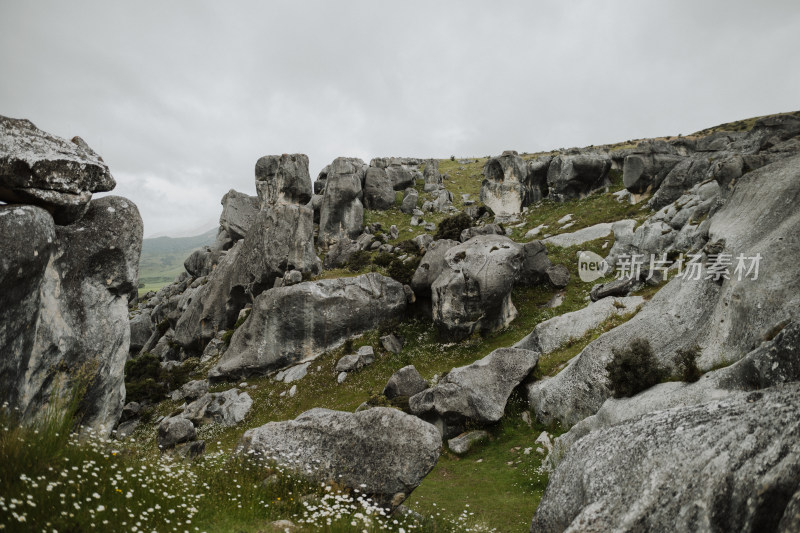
[254,153,313,208]
[319,157,365,247]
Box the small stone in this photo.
[448,430,490,454]
[288,385,297,397]
[337,372,348,384]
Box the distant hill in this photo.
[138,228,217,293]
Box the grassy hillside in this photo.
[138,228,217,294]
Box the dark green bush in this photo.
[605,339,666,398]
[674,345,702,383]
[125,352,160,382]
[347,250,372,272]
[435,212,473,241]
[372,252,394,268]
[395,239,420,256]
[124,353,198,404]
[387,257,421,285]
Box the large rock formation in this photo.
[218,189,259,241]
[1,193,142,433]
[174,203,321,352]
[480,151,529,218]
[209,273,406,380]
[0,116,116,224]
[318,157,365,247]
[254,153,313,208]
[410,238,459,300]
[363,166,395,210]
[431,235,523,340]
[528,154,800,427]
[237,407,441,509]
[546,321,800,472]
[531,384,800,532]
[409,347,539,438]
[546,153,611,201]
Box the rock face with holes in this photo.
[546,153,611,201]
[528,154,800,427]
[409,347,539,438]
[209,273,406,381]
[431,235,524,341]
[480,151,530,218]
[319,157,366,246]
[531,384,800,533]
[237,407,441,509]
[0,115,116,224]
[254,153,313,208]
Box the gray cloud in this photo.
[2,0,798,236]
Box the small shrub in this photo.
[394,239,420,256]
[342,338,354,354]
[435,212,473,241]
[674,345,702,383]
[157,319,170,335]
[221,329,234,345]
[125,352,160,382]
[372,252,394,268]
[605,338,666,398]
[387,257,421,285]
[347,250,371,272]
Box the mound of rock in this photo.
[480,151,529,218]
[254,153,313,208]
[237,407,441,509]
[528,154,800,427]
[319,157,365,246]
[531,384,800,532]
[409,347,538,438]
[431,235,523,340]
[546,153,610,201]
[209,273,406,381]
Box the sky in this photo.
[1,1,798,237]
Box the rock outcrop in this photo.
[363,166,395,210]
[254,153,313,208]
[546,153,611,201]
[431,235,523,340]
[528,154,800,427]
[0,129,142,437]
[209,273,406,380]
[318,157,365,246]
[480,151,529,218]
[531,384,800,533]
[237,407,441,509]
[0,116,116,224]
[219,189,259,241]
[409,347,538,438]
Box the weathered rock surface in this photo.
[174,203,320,352]
[237,407,441,508]
[219,189,259,241]
[431,235,523,340]
[336,346,375,372]
[400,188,418,214]
[1,196,142,434]
[622,150,683,194]
[547,321,800,472]
[448,430,489,454]
[0,115,116,224]
[409,347,539,438]
[423,159,442,192]
[480,151,529,217]
[543,222,616,248]
[157,417,196,449]
[254,153,313,208]
[528,154,800,427]
[384,365,428,400]
[515,297,643,355]
[459,223,504,242]
[410,239,459,300]
[380,333,404,354]
[181,389,252,427]
[318,157,365,246]
[363,166,395,210]
[209,274,406,380]
[531,384,800,533]
[547,154,610,201]
[517,240,553,285]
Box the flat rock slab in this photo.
[543,221,622,248]
[514,296,644,355]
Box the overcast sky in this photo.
[2,1,798,237]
